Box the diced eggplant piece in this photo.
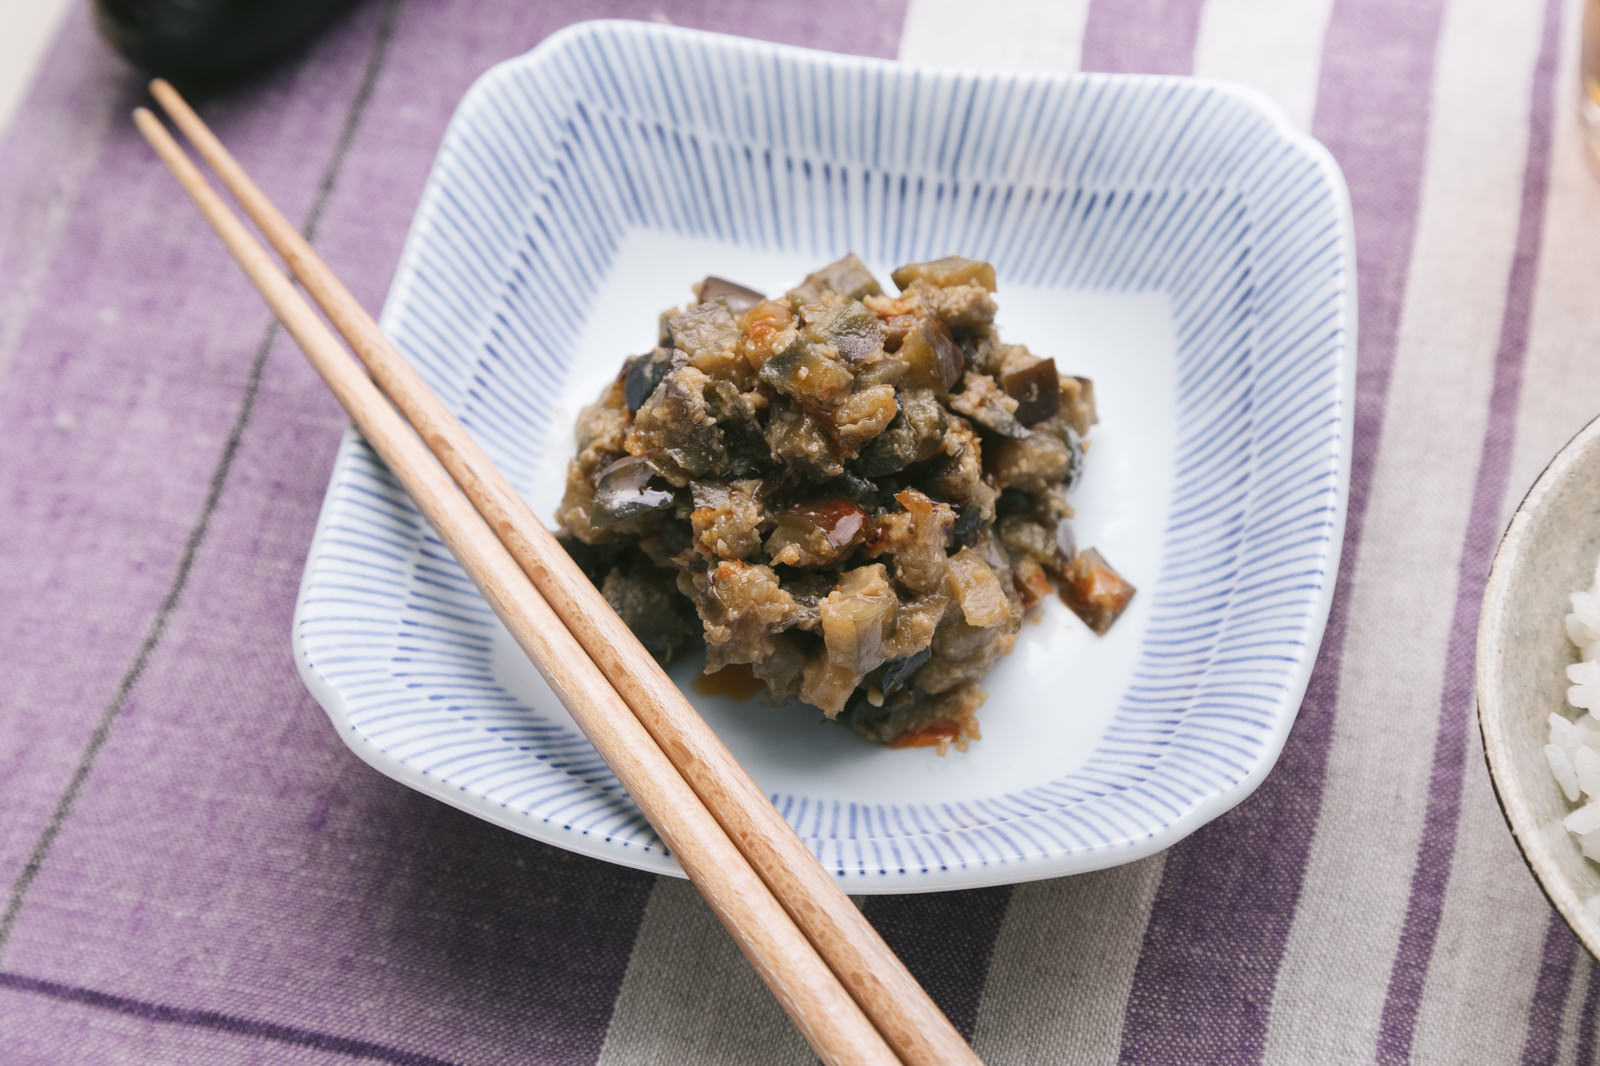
[738,299,798,368]
[877,313,921,353]
[831,384,899,452]
[591,457,676,527]
[1063,375,1098,436]
[750,631,811,699]
[862,489,957,594]
[698,275,766,314]
[666,300,741,363]
[601,562,693,663]
[1060,547,1135,634]
[622,347,682,412]
[897,317,965,394]
[878,589,948,660]
[820,472,883,509]
[820,564,898,675]
[915,282,999,336]
[995,512,1063,568]
[803,299,885,365]
[950,504,986,551]
[989,428,1075,493]
[801,654,861,717]
[788,253,884,304]
[693,561,802,670]
[890,256,997,293]
[556,532,611,586]
[766,498,867,567]
[878,646,933,698]
[626,365,728,482]
[947,548,1011,628]
[1002,357,1062,426]
[852,388,947,476]
[689,479,765,560]
[758,336,855,408]
[703,379,767,474]
[778,572,836,631]
[765,400,844,479]
[950,370,1029,439]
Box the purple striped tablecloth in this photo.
[3,0,1598,1062]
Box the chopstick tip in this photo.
[131,106,165,142]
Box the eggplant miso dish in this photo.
[555,255,1134,752]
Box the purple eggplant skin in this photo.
[94,0,360,81]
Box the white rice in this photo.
[1549,556,1600,862]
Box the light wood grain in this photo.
[146,77,982,1066]
[133,105,902,1066]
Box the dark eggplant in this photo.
[803,300,884,365]
[1001,358,1062,426]
[897,317,965,394]
[95,0,358,80]
[758,336,854,407]
[591,457,675,527]
[949,504,986,551]
[1059,547,1136,635]
[852,388,947,477]
[890,256,997,293]
[878,647,932,698]
[697,276,766,314]
[951,373,1030,439]
[622,348,681,413]
[787,253,883,304]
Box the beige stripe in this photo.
[1192,0,1335,129]
[1417,0,1600,1059]
[1258,0,1550,1060]
[0,0,71,134]
[1411,746,1570,1059]
[969,855,1165,1064]
[1501,0,1600,525]
[897,0,1092,71]
[594,877,816,1066]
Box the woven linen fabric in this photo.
[1,0,1597,1062]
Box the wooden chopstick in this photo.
[132,105,902,1066]
[145,78,982,1066]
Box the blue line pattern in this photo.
[293,22,1353,887]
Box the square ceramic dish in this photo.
[293,21,1355,891]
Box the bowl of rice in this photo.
[1479,412,1600,956]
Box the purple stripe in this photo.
[862,886,1012,1038]
[2,5,915,1063]
[1374,0,1564,1057]
[1577,955,1600,1065]
[1520,912,1580,1066]
[1079,0,1206,75]
[0,970,461,1066]
[1117,0,1450,1061]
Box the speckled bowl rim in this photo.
[1478,411,1600,959]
